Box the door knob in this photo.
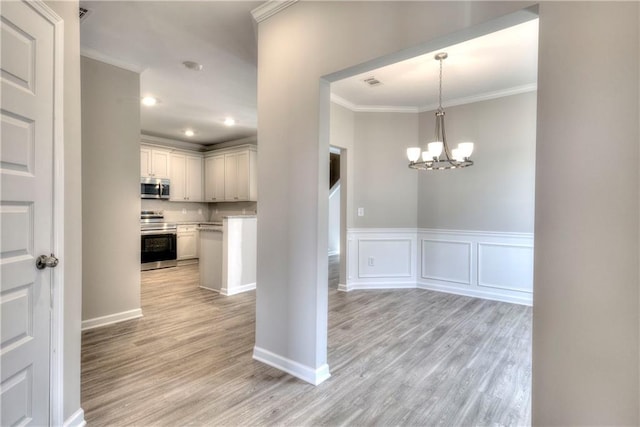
[36,254,59,270]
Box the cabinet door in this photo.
[177,231,198,260]
[140,147,152,177]
[151,149,171,179]
[205,155,225,202]
[224,153,238,201]
[235,151,250,201]
[186,155,203,201]
[169,153,186,201]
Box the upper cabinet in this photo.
[170,152,203,202]
[140,146,170,179]
[204,155,225,202]
[205,146,257,202]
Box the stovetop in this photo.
[140,211,176,231]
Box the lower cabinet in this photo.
[177,225,199,260]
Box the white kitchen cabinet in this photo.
[177,225,199,260]
[204,155,225,202]
[140,146,170,179]
[204,146,256,202]
[170,152,203,202]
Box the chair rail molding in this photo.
[344,228,533,306]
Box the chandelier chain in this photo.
[438,57,443,111]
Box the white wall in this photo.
[256,1,639,423]
[81,57,142,326]
[45,1,83,422]
[418,92,536,233]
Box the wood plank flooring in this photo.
[81,258,531,426]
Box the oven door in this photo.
[141,231,177,270]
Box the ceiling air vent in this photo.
[363,77,382,87]
[79,7,92,22]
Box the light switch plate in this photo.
[357,207,365,217]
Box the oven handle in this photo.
[141,229,178,236]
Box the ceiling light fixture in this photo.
[224,117,236,126]
[141,96,158,107]
[407,52,474,171]
[184,129,195,137]
[183,61,203,71]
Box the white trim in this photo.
[331,83,537,114]
[418,228,533,240]
[81,309,143,331]
[337,283,348,292]
[417,281,532,306]
[418,83,538,112]
[420,239,472,285]
[140,133,207,152]
[251,0,299,23]
[252,346,331,386]
[328,250,340,256]
[63,408,86,427]
[221,282,256,296]
[341,281,417,292]
[80,47,145,74]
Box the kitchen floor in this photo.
[81,259,531,426]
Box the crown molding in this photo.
[251,0,298,23]
[140,133,207,152]
[81,47,145,74]
[417,83,537,112]
[330,94,419,114]
[331,83,537,114]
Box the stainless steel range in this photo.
[141,210,177,270]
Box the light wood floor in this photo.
[81,258,531,426]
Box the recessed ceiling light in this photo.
[141,96,158,106]
[184,129,195,137]
[183,61,203,71]
[224,117,236,126]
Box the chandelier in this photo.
[407,52,474,170]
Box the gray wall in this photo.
[256,1,639,424]
[353,112,418,228]
[532,3,639,424]
[45,1,83,421]
[418,92,536,232]
[81,57,141,321]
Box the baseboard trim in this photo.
[337,283,348,292]
[221,282,256,296]
[63,408,86,427]
[81,309,143,331]
[341,281,417,292]
[417,281,532,306]
[253,346,331,386]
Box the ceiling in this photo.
[79,3,537,145]
[331,19,539,112]
[79,1,261,145]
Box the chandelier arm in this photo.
[440,113,454,161]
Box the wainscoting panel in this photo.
[421,239,471,285]
[344,228,533,305]
[344,229,417,291]
[478,243,533,292]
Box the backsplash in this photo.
[209,201,257,221]
[141,199,210,222]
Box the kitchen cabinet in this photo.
[140,146,170,179]
[170,152,203,202]
[177,225,199,260]
[204,145,257,202]
[204,155,225,202]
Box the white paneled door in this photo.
[1,1,58,425]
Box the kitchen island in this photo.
[199,216,256,295]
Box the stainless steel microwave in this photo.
[141,177,170,199]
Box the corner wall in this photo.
[81,57,141,328]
